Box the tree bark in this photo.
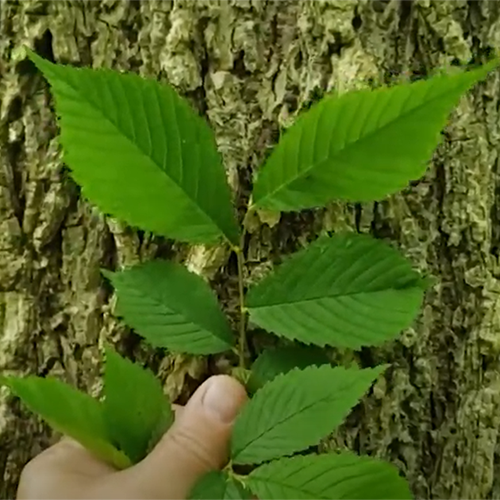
[1,0,500,498]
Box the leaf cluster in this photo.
[3,47,497,499]
[2,348,172,468]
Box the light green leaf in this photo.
[1,376,131,469]
[189,471,252,499]
[103,347,173,463]
[231,364,385,465]
[247,344,330,394]
[246,233,426,349]
[247,453,413,499]
[103,260,234,354]
[253,60,498,210]
[28,50,239,245]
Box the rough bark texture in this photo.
[1,0,500,498]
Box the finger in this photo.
[172,403,183,418]
[115,375,248,499]
[17,438,114,499]
[27,438,115,476]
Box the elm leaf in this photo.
[246,233,427,349]
[103,260,234,354]
[247,344,330,394]
[28,50,239,245]
[103,347,173,463]
[253,60,498,210]
[189,471,252,499]
[1,376,131,469]
[247,453,413,499]
[231,364,385,465]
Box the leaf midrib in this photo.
[248,282,421,309]
[118,281,224,341]
[58,67,227,241]
[256,74,469,206]
[234,372,368,461]
[250,465,390,499]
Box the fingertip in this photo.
[198,375,248,424]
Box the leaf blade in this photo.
[247,344,330,394]
[231,364,385,465]
[104,260,234,354]
[189,471,252,500]
[103,347,173,463]
[28,50,239,245]
[2,376,131,469]
[247,453,413,499]
[253,61,498,209]
[246,233,426,349]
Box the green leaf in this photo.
[253,60,498,210]
[231,364,385,465]
[246,233,426,349]
[189,471,252,499]
[1,376,131,469]
[103,260,234,354]
[103,347,173,463]
[247,453,413,499]
[146,404,176,455]
[28,50,239,245]
[247,344,330,394]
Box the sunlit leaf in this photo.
[29,50,239,244]
[253,61,498,209]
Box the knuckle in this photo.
[19,441,73,484]
[167,426,216,470]
[19,458,38,482]
[17,456,50,497]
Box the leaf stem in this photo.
[236,235,248,368]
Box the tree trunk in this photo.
[1,0,500,498]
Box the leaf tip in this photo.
[479,57,500,75]
[100,268,115,282]
[103,343,117,360]
[0,375,11,389]
[373,364,390,376]
[25,47,51,72]
[419,274,437,290]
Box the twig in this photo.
[235,232,248,368]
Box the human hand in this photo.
[17,375,248,499]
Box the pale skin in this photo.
[17,375,248,499]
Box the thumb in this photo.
[120,375,248,499]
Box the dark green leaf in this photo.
[247,453,413,499]
[246,233,426,349]
[146,405,176,455]
[189,471,252,499]
[247,344,330,394]
[103,260,234,354]
[103,347,173,463]
[231,364,385,465]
